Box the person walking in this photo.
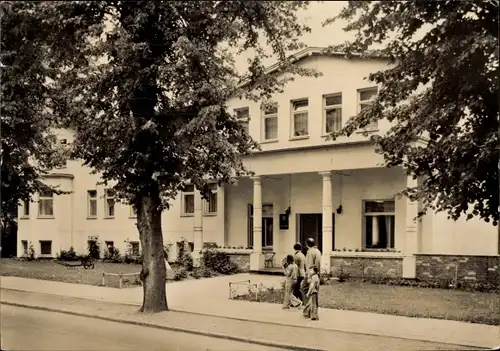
[301,238,322,314]
[293,243,306,303]
[282,254,301,309]
[304,266,320,320]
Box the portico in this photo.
[248,171,336,272]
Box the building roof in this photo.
[237,46,390,89]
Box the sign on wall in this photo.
[279,214,289,230]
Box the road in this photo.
[1,305,284,351]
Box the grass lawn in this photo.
[237,281,500,325]
[0,258,185,288]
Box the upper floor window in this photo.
[358,87,378,130]
[38,190,54,218]
[21,200,30,218]
[87,190,97,218]
[203,183,218,215]
[291,99,309,137]
[323,94,342,134]
[104,189,115,218]
[262,102,278,141]
[363,200,395,250]
[234,107,249,133]
[182,184,195,215]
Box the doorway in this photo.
[297,213,335,254]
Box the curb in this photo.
[1,288,493,349]
[2,301,323,351]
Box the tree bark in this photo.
[136,184,168,312]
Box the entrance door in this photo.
[297,213,335,254]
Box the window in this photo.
[60,139,67,145]
[38,190,54,217]
[363,200,395,249]
[130,205,137,218]
[324,94,342,134]
[358,87,378,130]
[203,183,218,214]
[22,200,30,218]
[87,190,97,218]
[291,99,309,137]
[105,241,114,255]
[234,107,250,133]
[262,102,278,141]
[104,189,115,218]
[247,204,274,248]
[21,240,28,255]
[130,241,140,256]
[182,185,195,215]
[40,240,52,255]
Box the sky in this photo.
[232,1,353,73]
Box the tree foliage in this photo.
[0,2,67,225]
[326,1,499,225]
[21,1,314,311]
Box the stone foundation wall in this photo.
[227,253,251,272]
[330,256,403,279]
[415,254,499,284]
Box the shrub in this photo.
[103,247,122,263]
[202,242,218,249]
[58,246,79,261]
[177,238,193,271]
[335,264,349,283]
[361,277,499,294]
[173,267,188,281]
[201,249,239,274]
[164,242,173,260]
[23,242,35,261]
[87,240,100,260]
[124,242,142,264]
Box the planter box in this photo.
[330,253,403,279]
[415,254,500,284]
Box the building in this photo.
[17,47,499,283]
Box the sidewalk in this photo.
[1,275,498,348]
[2,289,484,351]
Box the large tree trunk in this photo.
[136,184,168,312]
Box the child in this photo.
[303,267,320,320]
[282,254,302,309]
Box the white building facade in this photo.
[17,48,499,283]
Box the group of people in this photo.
[282,238,322,321]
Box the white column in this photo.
[250,176,265,270]
[192,188,203,267]
[319,171,333,274]
[403,175,419,278]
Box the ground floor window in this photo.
[247,204,273,248]
[39,240,52,255]
[21,240,28,255]
[363,200,395,249]
[130,241,140,256]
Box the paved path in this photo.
[1,304,284,351]
[1,290,482,351]
[0,275,498,348]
